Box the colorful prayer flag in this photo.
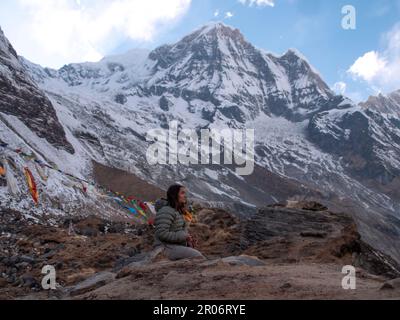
[24,167,39,205]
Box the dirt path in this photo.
[2,204,400,300]
[73,260,400,300]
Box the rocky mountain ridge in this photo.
[0,23,399,264]
[1,202,400,300]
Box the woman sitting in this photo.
[154,184,205,261]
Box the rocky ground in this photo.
[1,201,400,300]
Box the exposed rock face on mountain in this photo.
[361,90,400,116]
[308,103,400,184]
[0,28,73,153]
[307,92,400,255]
[242,206,400,279]
[25,23,348,125]
[145,24,344,123]
[2,203,399,300]
[0,207,153,298]
[1,23,400,264]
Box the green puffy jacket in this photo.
[154,199,188,246]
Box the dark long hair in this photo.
[167,184,185,213]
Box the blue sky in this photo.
[1,0,400,102]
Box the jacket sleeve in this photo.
[155,209,188,244]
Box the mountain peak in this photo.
[191,21,246,43]
[361,88,400,115]
[0,26,10,51]
[148,21,250,70]
[283,48,307,60]
[199,21,236,32]
[390,88,400,98]
[281,48,317,69]
[0,26,20,63]
[280,48,327,86]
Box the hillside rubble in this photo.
[1,201,400,300]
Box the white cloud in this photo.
[225,11,234,19]
[333,81,347,95]
[348,51,387,81]
[5,0,191,68]
[214,9,220,17]
[238,0,275,7]
[348,23,400,93]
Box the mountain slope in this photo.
[0,27,145,221]
[0,27,73,153]
[24,23,350,125]
[145,23,342,123]
[1,203,400,299]
[361,90,400,116]
[309,105,400,183]
[1,23,400,263]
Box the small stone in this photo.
[300,231,327,238]
[0,277,8,288]
[222,255,266,267]
[12,278,22,287]
[69,272,115,297]
[9,256,19,265]
[7,275,15,284]
[381,278,400,290]
[21,274,39,288]
[280,283,292,290]
[16,262,30,270]
[199,259,223,268]
[20,255,36,265]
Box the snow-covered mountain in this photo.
[309,99,400,185]
[0,27,132,222]
[0,27,72,153]
[24,22,349,125]
[1,23,400,262]
[361,90,400,116]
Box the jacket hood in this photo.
[154,198,169,213]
